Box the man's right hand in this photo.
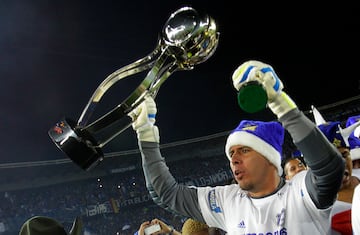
[128,94,159,143]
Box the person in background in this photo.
[316,120,360,235]
[352,184,360,234]
[312,106,360,201]
[181,218,209,235]
[348,133,360,170]
[135,218,181,235]
[282,157,307,181]
[19,216,82,235]
[346,115,360,179]
[129,60,344,234]
[181,218,223,235]
[135,217,222,235]
[348,133,360,179]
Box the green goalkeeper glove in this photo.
[232,60,297,118]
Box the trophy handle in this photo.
[48,6,219,170]
[77,41,162,128]
[80,50,180,147]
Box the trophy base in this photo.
[48,118,104,171]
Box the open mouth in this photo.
[234,170,244,180]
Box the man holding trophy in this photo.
[129,60,344,234]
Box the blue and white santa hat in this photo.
[311,106,345,147]
[312,105,347,148]
[317,121,347,148]
[312,105,360,149]
[346,115,360,161]
[225,120,284,176]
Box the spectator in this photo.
[282,157,307,180]
[181,218,208,235]
[314,107,360,235]
[346,114,360,179]
[135,217,222,235]
[134,218,181,235]
[19,216,82,235]
[352,184,360,234]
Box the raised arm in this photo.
[232,60,345,209]
[129,95,205,222]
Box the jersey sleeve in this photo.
[279,108,345,209]
[139,141,205,222]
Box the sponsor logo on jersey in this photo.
[208,189,222,213]
[276,208,286,227]
[237,227,287,235]
[237,220,246,228]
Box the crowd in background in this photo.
[0,155,232,235]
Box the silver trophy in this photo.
[48,6,219,170]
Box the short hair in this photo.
[181,218,209,235]
[281,156,307,178]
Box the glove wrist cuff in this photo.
[137,125,160,143]
[269,91,297,118]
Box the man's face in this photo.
[284,158,306,180]
[229,145,277,193]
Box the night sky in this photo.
[1,1,359,163]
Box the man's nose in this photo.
[231,157,241,165]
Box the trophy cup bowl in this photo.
[162,6,218,68]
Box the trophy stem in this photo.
[97,122,133,148]
[77,44,162,127]
[96,62,181,147]
[81,50,177,136]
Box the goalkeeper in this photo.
[129,60,344,234]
